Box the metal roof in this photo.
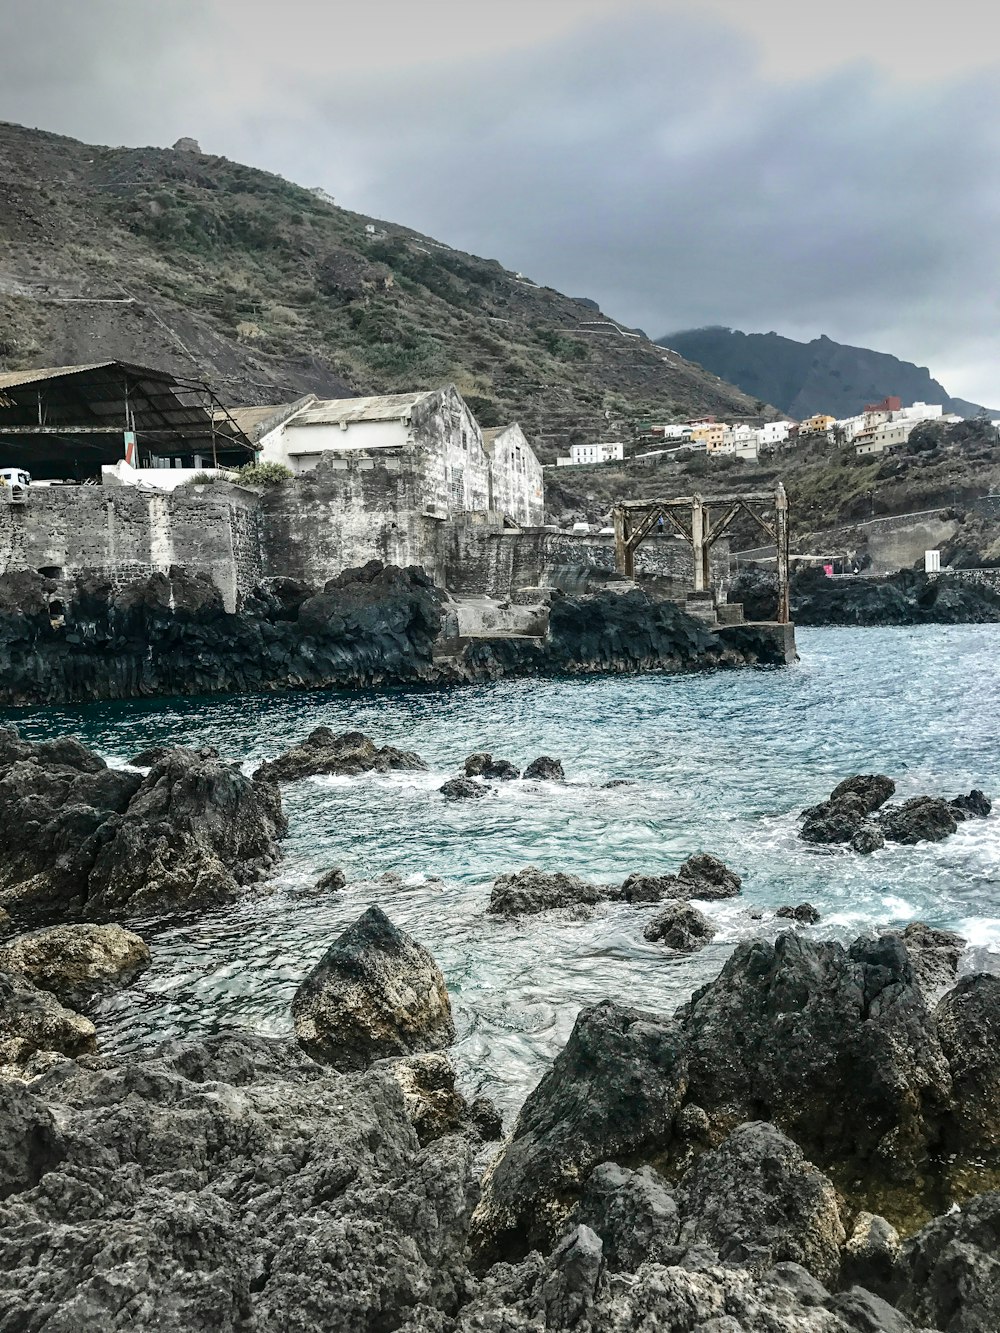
[0,362,119,390]
[288,390,437,427]
[214,396,316,443]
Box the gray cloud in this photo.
[1,2,999,403]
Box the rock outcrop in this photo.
[0,729,287,920]
[441,777,491,800]
[775,902,821,924]
[523,756,566,781]
[622,853,742,904]
[643,901,717,951]
[895,922,965,999]
[487,866,615,917]
[801,773,991,849]
[892,1190,1000,1332]
[0,923,150,1007]
[292,906,456,1069]
[255,727,426,783]
[464,753,520,780]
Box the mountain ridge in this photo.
[659,325,992,420]
[0,121,766,461]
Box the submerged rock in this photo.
[292,905,456,1070]
[441,777,491,800]
[0,924,150,1007]
[311,866,347,893]
[643,901,717,952]
[256,726,426,783]
[775,902,821,925]
[801,773,990,850]
[464,752,520,780]
[0,970,96,1070]
[487,866,613,917]
[523,756,565,781]
[851,820,886,854]
[674,1121,847,1286]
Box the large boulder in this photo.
[0,924,150,1007]
[676,931,953,1222]
[676,852,742,900]
[0,1033,478,1331]
[0,970,96,1069]
[801,791,869,844]
[620,871,686,904]
[292,906,456,1070]
[674,1121,847,1286]
[775,902,821,924]
[488,866,614,917]
[828,774,896,813]
[895,921,965,1000]
[84,749,287,917]
[523,756,565,781]
[571,1162,679,1272]
[878,796,959,845]
[951,788,993,820]
[0,730,287,919]
[893,1190,1000,1333]
[935,974,1000,1170]
[643,901,716,952]
[441,777,491,800]
[471,1000,688,1264]
[255,727,426,782]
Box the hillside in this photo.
[659,326,991,420]
[0,122,766,460]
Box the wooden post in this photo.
[775,483,790,623]
[691,496,706,592]
[613,505,627,575]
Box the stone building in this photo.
[481,424,544,526]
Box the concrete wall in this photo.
[864,513,960,575]
[0,483,263,611]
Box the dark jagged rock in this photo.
[0,565,785,707]
[677,852,743,900]
[129,744,218,767]
[829,773,896,813]
[0,970,96,1068]
[386,1052,471,1147]
[487,866,613,917]
[935,974,1000,1168]
[311,865,347,893]
[292,906,455,1070]
[522,756,565,782]
[464,753,520,781]
[674,1122,847,1285]
[571,1162,679,1271]
[441,777,491,801]
[951,788,993,819]
[840,1210,901,1294]
[0,1032,478,1330]
[677,931,953,1222]
[643,901,717,951]
[255,726,426,783]
[0,924,150,1007]
[801,791,869,844]
[620,871,684,903]
[0,1080,63,1199]
[893,1190,1000,1332]
[601,778,636,789]
[879,796,960,844]
[471,1000,687,1264]
[775,902,821,924]
[469,1095,503,1142]
[0,729,286,919]
[895,922,965,999]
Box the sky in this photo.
[2,0,999,404]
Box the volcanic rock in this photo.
[895,921,965,999]
[387,1052,469,1146]
[643,901,717,951]
[878,796,959,844]
[255,727,426,782]
[292,905,455,1070]
[828,773,896,813]
[464,752,520,780]
[620,872,684,903]
[0,924,151,1007]
[441,777,491,800]
[572,1162,679,1271]
[487,866,613,916]
[840,1210,901,1293]
[951,788,993,819]
[801,791,869,844]
[471,999,687,1264]
[311,866,347,893]
[674,1121,847,1286]
[523,756,565,781]
[0,909,11,937]
[935,974,1000,1168]
[851,821,886,854]
[677,852,742,899]
[0,970,96,1069]
[893,1190,1000,1333]
[775,902,821,924]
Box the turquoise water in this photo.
[5,624,999,1121]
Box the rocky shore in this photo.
[733,564,1000,626]
[0,561,789,706]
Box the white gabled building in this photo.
[481,424,544,526]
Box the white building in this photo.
[757,421,791,447]
[853,402,944,456]
[568,442,625,465]
[481,424,544,526]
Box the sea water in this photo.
[5,624,999,1123]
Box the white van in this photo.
[0,467,30,502]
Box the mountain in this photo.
[659,326,991,421]
[0,122,765,462]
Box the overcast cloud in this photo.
[2,0,999,403]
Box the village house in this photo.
[799,413,837,438]
[557,441,625,466]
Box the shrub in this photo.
[235,461,294,486]
[188,471,220,485]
